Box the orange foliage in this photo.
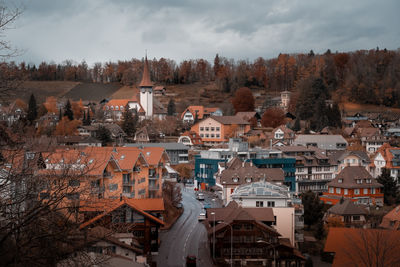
[71,99,84,119]
[261,107,285,128]
[326,216,345,228]
[232,87,255,113]
[55,117,82,135]
[14,99,27,111]
[44,96,58,113]
[224,124,238,139]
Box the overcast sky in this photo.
[5,0,400,66]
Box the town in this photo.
[2,51,400,267]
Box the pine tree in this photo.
[121,105,137,137]
[86,109,91,125]
[96,125,112,146]
[377,168,398,205]
[167,98,176,116]
[82,110,87,125]
[292,119,301,132]
[63,100,74,120]
[27,94,38,124]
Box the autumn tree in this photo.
[71,99,84,119]
[232,87,255,113]
[27,93,38,124]
[55,117,81,135]
[44,96,57,113]
[167,98,176,116]
[63,99,74,120]
[261,107,285,128]
[175,163,192,180]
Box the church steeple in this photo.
[139,55,153,87]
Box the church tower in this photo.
[139,55,153,118]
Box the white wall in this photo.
[272,207,295,246]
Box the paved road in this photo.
[156,185,218,267]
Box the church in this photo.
[103,56,166,121]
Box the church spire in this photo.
[139,55,153,87]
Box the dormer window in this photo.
[233,177,239,183]
[246,178,252,183]
[356,179,362,184]
[366,179,372,184]
[338,179,343,183]
[115,106,119,110]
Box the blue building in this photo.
[194,155,225,187]
[251,158,296,192]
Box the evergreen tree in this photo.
[194,111,199,124]
[27,94,38,124]
[86,109,91,125]
[315,219,326,240]
[301,191,324,229]
[96,125,112,146]
[377,168,398,205]
[326,102,342,128]
[292,119,301,132]
[121,105,137,137]
[167,98,176,116]
[63,99,74,120]
[59,107,62,121]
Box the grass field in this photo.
[18,81,80,103]
[340,102,400,114]
[62,82,121,101]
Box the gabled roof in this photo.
[103,98,138,109]
[327,199,367,215]
[79,198,165,213]
[80,198,164,230]
[379,205,400,229]
[180,105,221,120]
[139,56,153,87]
[210,115,250,125]
[327,166,382,189]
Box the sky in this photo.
[4,0,400,66]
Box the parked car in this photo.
[203,203,211,209]
[197,193,205,201]
[198,209,206,221]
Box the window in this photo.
[211,127,215,131]
[115,106,119,110]
[233,177,239,182]
[324,167,330,171]
[123,173,131,183]
[67,193,80,200]
[338,179,343,183]
[329,187,334,193]
[206,134,209,138]
[356,179,362,184]
[267,201,275,207]
[363,188,368,194]
[69,179,80,187]
[205,127,209,131]
[216,127,220,131]
[200,134,204,137]
[123,186,131,193]
[344,189,348,195]
[200,127,204,131]
[109,184,118,191]
[216,134,220,138]
[297,167,304,172]
[366,179,372,184]
[354,189,360,195]
[316,167,322,172]
[353,215,360,221]
[371,188,376,194]
[256,201,263,207]
[120,105,124,110]
[245,178,252,183]
[336,188,341,194]
[211,134,214,138]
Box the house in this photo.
[78,123,127,146]
[280,91,291,111]
[205,201,305,266]
[293,134,348,151]
[361,134,389,154]
[370,143,400,180]
[235,111,261,127]
[177,131,203,147]
[320,166,383,206]
[330,150,370,176]
[103,98,143,121]
[153,86,166,96]
[125,143,189,165]
[324,228,400,267]
[379,205,400,230]
[218,158,285,204]
[324,199,368,228]
[181,105,223,123]
[133,125,162,143]
[277,146,337,193]
[56,136,102,147]
[79,198,165,255]
[270,125,295,146]
[230,180,302,245]
[191,116,251,146]
[0,102,26,125]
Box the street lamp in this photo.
[217,221,233,267]
[256,239,276,267]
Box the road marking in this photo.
[182,222,197,267]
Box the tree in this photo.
[55,117,81,135]
[292,119,301,132]
[27,94,38,124]
[121,105,137,137]
[232,87,255,113]
[96,125,112,146]
[63,99,74,120]
[175,164,192,180]
[377,168,398,205]
[301,191,324,229]
[44,96,58,114]
[261,107,285,128]
[167,98,176,116]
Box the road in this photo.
[156,185,220,267]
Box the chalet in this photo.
[235,111,261,127]
[153,86,166,96]
[271,125,295,145]
[324,199,368,228]
[78,123,127,146]
[320,166,383,206]
[181,105,223,123]
[330,150,370,176]
[177,130,204,147]
[370,143,400,181]
[379,205,400,230]
[361,134,389,154]
[205,201,305,266]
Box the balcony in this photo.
[103,171,112,178]
[122,192,135,198]
[148,184,160,191]
[149,173,159,180]
[123,180,135,186]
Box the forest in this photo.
[2,48,400,107]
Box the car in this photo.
[198,210,206,221]
[197,193,205,201]
[203,203,211,209]
[175,202,183,209]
